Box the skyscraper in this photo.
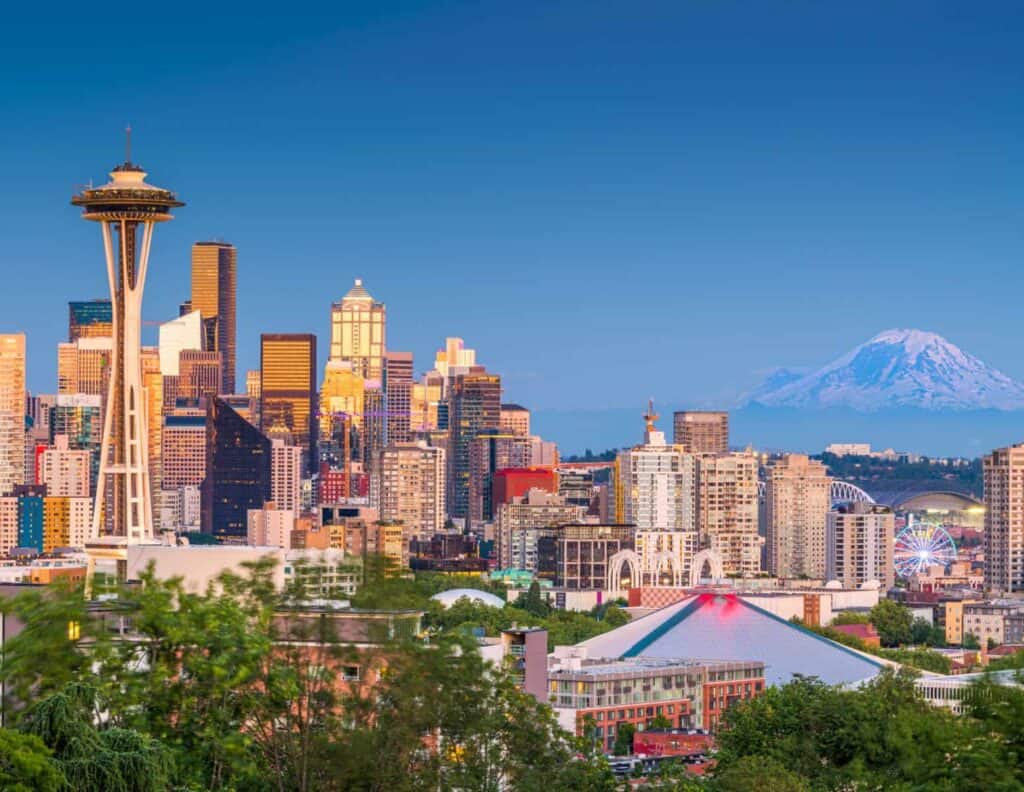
[673,411,729,455]
[616,406,698,533]
[695,452,761,576]
[384,351,413,445]
[161,413,206,489]
[260,334,317,469]
[0,335,26,496]
[330,279,385,381]
[190,242,237,393]
[984,443,1024,593]
[826,502,895,589]
[378,443,446,538]
[499,404,531,437]
[468,430,533,523]
[57,338,111,396]
[68,299,112,341]
[202,397,271,541]
[72,149,183,542]
[446,371,501,520]
[39,435,90,497]
[765,454,831,578]
[270,439,303,513]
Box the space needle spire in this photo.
[71,137,184,543]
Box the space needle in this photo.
[72,131,184,543]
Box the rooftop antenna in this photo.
[643,398,659,432]
[125,124,132,163]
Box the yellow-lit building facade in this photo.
[260,334,317,466]
[329,279,385,381]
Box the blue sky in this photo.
[2,1,1023,423]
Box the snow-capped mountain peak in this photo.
[747,329,1024,411]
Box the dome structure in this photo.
[431,588,505,609]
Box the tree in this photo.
[0,729,64,792]
[612,721,636,755]
[910,617,935,645]
[714,755,809,792]
[648,713,673,730]
[963,631,981,649]
[20,683,173,792]
[869,599,913,647]
[831,610,869,626]
[519,580,549,617]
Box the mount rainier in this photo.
[745,329,1024,412]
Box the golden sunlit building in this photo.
[320,360,365,437]
[57,338,110,396]
[330,279,385,381]
[0,334,26,496]
[410,372,443,434]
[260,334,317,469]
[190,242,237,393]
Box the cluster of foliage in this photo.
[817,452,982,496]
[0,560,618,791]
[350,558,629,650]
[797,618,953,674]
[704,670,1024,791]
[427,589,629,650]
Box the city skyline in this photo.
[2,2,1023,430]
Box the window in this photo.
[342,665,360,681]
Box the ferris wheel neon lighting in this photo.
[893,520,957,578]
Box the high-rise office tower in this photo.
[984,444,1024,593]
[362,381,386,480]
[384,351,413,445]
[245,370,261,427]
[68,299,113,341]
[616,405,698,533]
[177,350,222,402]
[410,371,444,434]
[330,279,385,381]
[433,337,477,384]
[51,394,102,495]
[673,411,729,455]
[765,454,831,578]
[158,311,203,378]
[0,334,26,497]
[826,502,895,589]
[270,439,303,513]
[695,452,761,576]
[378,443,446,537]
[499,404,531,437]
[141,346,162,525]
[161,412,206,489]
[260,334,317,470]
[39,435,90,497]
[190,242,237,393]
[72,149,183,542]
[202,397,271,541]
[57,338,112,396]
[468,430,533,523]
[446,371,501,520]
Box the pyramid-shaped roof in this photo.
[577,593,882,687]
[343,278,374,302]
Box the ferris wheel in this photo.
[893,519,957,578]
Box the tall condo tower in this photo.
[71,141,184,542]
